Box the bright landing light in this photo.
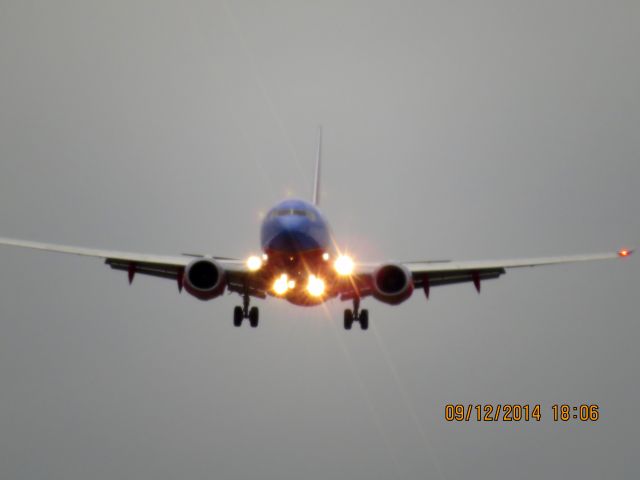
[307,274,325,297]
[273,274,289,295]
[246,255,263,271]
[334,254,354,276]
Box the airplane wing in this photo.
[404,250,633,292]
[0,237,633,302]
[342,248,633,299]
[0,237,253,295]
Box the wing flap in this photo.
[417,268,505,287]
[106,259,183,281]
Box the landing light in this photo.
[273,274,289,295]
[307,274,325,297]
[246,255,263,271]
[322,252,330,261]
[334,255,354,276]
[618,248,632,257]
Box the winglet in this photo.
[312,125,322,206]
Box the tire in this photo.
[343,309,353,330]
[249,306,259,328]
[233,306,243,327]
[360,309,369,331]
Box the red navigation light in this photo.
[618,248,632,258]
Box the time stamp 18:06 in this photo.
[445,404,600,422]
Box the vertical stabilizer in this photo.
[312,126,322,206]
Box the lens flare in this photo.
[273,274,289,295]
[307,274,325,297]
[246,255,263,271]
[334,255,354,276]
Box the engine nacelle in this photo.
[183,258,226,300]
[372,263,414,305]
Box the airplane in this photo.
[0,129,634,330]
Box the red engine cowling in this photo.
[183,258,226,300]
[372,263,414,305]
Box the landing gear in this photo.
[359,309,369,330]
[249,306,259,328]
[344,309,354,330]
[233,306,243,327]
[343,297,369,331]
[233,291,259,328]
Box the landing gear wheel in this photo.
[359,309,369,330]
[249,306,259,328]
[344,309,354,330]
[233,306,243,327]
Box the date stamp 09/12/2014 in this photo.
[444,404,600,423]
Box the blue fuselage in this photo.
[259,199,335,305]
[260,199,331,256]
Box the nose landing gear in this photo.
[344,297,368,331]
[234,291,259,328]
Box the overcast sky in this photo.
[0,1,639,479]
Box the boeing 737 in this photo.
[0,130,634,330]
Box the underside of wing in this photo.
[403,249,632,273]
[0,236,257,296]
[339,248,633,301]
[410,249,632,295]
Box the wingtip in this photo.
[618,248,634,258]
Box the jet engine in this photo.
[183,258,226,300]
[371,263,414,304]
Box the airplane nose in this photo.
[276,215,305,230]
[265,216,320,252]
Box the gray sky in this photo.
[0,1,639,479]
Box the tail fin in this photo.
[312,125,322,206]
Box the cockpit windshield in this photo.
[269,208,317,221]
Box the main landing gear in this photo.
[344,297,368,331]
[234,291,259,328]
